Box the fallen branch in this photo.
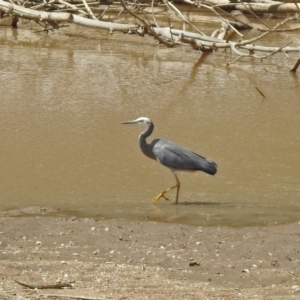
[199,3,244,37]
[203,0,300,13]
[153,13,300,55]
[58,0,88,16]
[119,0,176,47]
[14,279,74,289]
[81,0,97,20]
[255,86,266,97]
[260,41,292,60]
[163,0,205,35]
[234,2,300,13]
[290,54,300,72]
[41,294,106,300]
[0,0,137,32]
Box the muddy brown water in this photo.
[0,18,300,227]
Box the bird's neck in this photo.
[138,122,154,145]
[138,122,155,160]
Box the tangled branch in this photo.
[1,0,300,69]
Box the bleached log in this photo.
[235,3,300,13]
[0,0,137,32]
[201,0,300,13]
[0,0,73,22]
[154,18,300,55]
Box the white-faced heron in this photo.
[122,117,217,204]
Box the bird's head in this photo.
[121,117,152,125]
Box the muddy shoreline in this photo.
[1,206,300,299]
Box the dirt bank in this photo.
[0,207,300,299]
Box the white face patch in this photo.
[136,117,151,124]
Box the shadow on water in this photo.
[174,201,222,206]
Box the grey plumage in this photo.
[151,138,217,175]
[122,117,217,204]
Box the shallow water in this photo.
[0,17,300,227]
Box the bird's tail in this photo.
[202,159,218,175]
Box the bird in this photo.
[121,117,218,204]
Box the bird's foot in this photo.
[151,193,169,203]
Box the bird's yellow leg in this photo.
[151,184,178,202]
[174,174,181,204]
[151,174,181,204]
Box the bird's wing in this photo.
[152,139,217,175]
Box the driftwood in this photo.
[14,279,74,289]
[1,0,300,70]
[195,0,300,14]
[0,0,137,32]
[41,294,106,300]
[14,280,107,299]
[290,55,300,72]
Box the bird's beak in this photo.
[121,120,138,125]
